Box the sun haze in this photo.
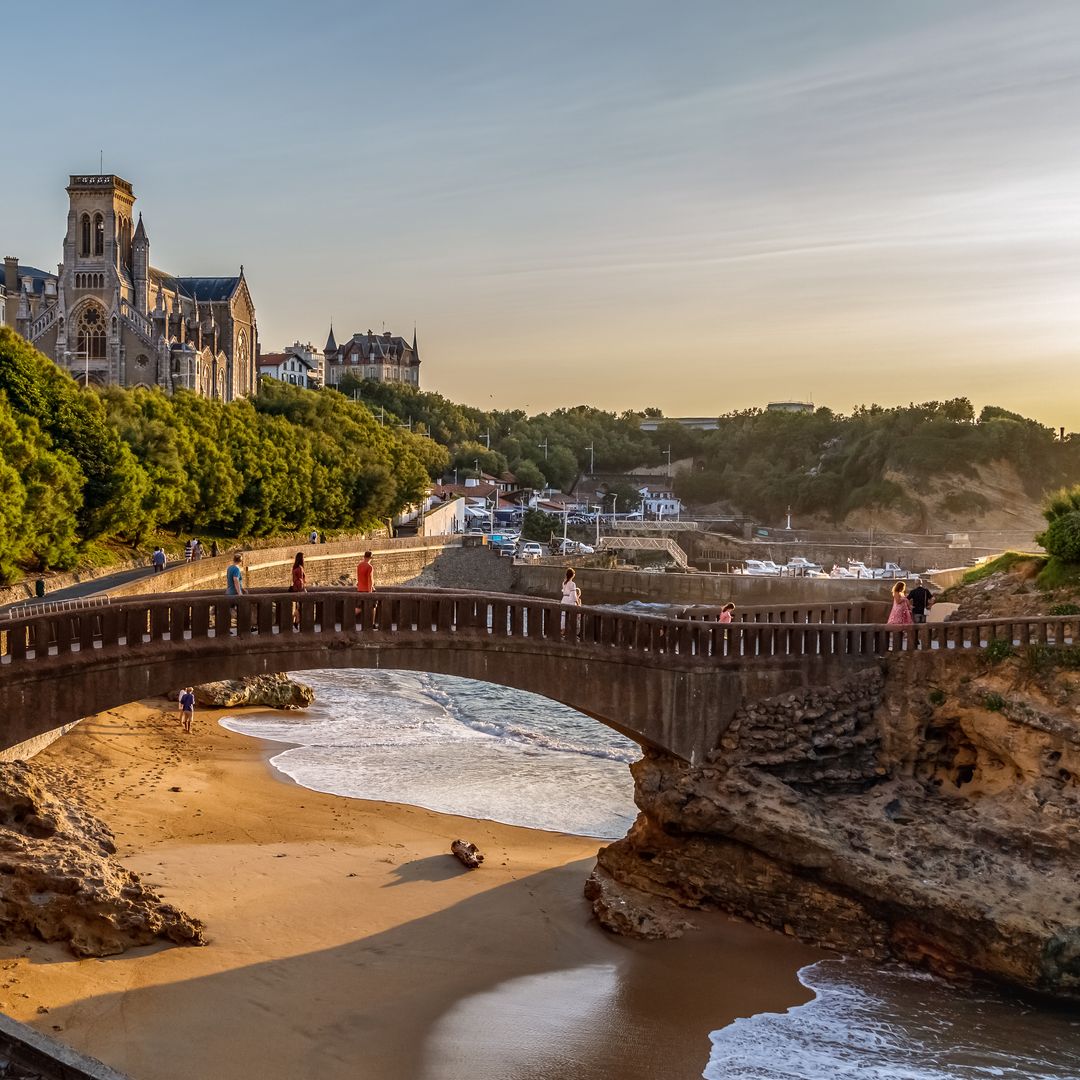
[5,0,1080,424]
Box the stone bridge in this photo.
[0,589,1073,762]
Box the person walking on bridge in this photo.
[887,581,912,625]
[356,551,374,593]
[151,547,166,574]
[560,567,581,637]
[355,551,376,626]
[290,552,306,629]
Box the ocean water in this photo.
[220,669,640,837]
[707,959,1080,1080]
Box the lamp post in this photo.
[584,443,594,474]
[591,505,602,547]
[537,438,548,460]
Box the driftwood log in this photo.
[450,839,484,869]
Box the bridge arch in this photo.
[0,589,893,763]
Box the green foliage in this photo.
[982,692,1006,712]
[927,688,946,707]
[672,397,1075,523]
[0,332,442,582]
[1035,557,1080,591]
[982,639,1015,666]
[520,509,561,542]
[961,551,1045,584]
[1048,603,1080,616]
[1019,643,1054,678]
[1036,511,1080,563]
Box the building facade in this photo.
[3,174,257,399]
[257,347,316,388]
[323,326,420,388]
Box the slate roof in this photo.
[173,277,241,302]
[15,265,55,295]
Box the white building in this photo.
[641,488,683,518]
[257,347,315,388]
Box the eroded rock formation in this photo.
[0,761,205,957]
[192,672,314,710]
[590,658,1080,1000]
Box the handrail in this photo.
[0,588,1075,668]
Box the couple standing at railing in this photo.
[886,580,935,626]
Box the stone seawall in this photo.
[105,536,487,597]
[512,564,888,607]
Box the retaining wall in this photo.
[512,564,892,607]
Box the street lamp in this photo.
[537,438,549,460]
[591,505,602,547]
[584,443,595,474]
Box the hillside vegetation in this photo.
[0,329,443,582]
[2,328,1077,582]
[346,381,1080,533]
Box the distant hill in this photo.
[668,400,1079,534]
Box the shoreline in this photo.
[0,700,821,1080]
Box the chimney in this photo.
[4,257,17,293]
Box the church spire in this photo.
[133,212,147,243]
[411,326,418,359]
[325,323,337,354]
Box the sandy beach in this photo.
[0,701,820,1080]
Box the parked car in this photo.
[520,542,544,559]
[497,542,517,558]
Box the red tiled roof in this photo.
[257,352,286,367]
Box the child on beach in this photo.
[178,688,195,734]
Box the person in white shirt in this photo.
[560,568,581,638]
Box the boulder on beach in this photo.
[191,673,315,710]
[0,761,205,957]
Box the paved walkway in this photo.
[0,563,184,616]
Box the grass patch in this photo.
[983,638,1015,666]
[983,692,1006,712]
[1019,643,1054,678]
[962,551,1045,585]
[1035,557,1080,591]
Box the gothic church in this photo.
[3,174,257,399]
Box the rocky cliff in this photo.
[0,762,204,957]
[590,657,1080,1000]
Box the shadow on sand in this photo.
[33,859,816,1080]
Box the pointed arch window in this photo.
[93,214,104,256]
[80,214,91,257]
[76,303,107,360]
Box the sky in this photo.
[5,0,1080,424]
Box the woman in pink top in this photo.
[887,581,913,625]
[718,602,735,624]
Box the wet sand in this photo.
[0,703,820,1080]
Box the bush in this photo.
[983,692,1006,712]
[1036,511,1080,563]
[927,688,946,707]
[983,639,1015,665]
[1048,603,1080,616]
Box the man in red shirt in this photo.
[356,551,374,593]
